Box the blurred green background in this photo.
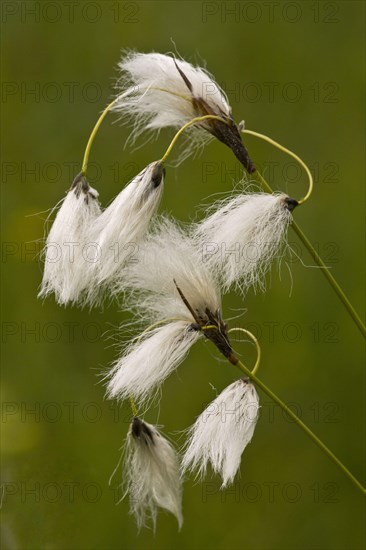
[1,1,365,549]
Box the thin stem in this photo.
[228,327,261,375]
[81,86,194,177]
[243,129,313,204]
[230,355,365,495]
[129,395,138,417]
[248,169,366,339]
[160,115,228,164]
[250,168,273,194]
[291,222,366,338]
[80,86,187,177]
[81,99,117,176]
[81,91,131,177]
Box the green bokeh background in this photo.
[1,1,365,549]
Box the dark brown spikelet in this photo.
[173,280,233,359]
[174,59,256,174]
[131,417,155,446]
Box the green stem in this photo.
[81,98,118,176]
[231,355,366,495]
[160,114,227,164]
[250,169,273,194]
[243,129,314,204]
[228,327,261,376]
[129,394,138,417]
[291,222,366,338]
[251,170,366,339]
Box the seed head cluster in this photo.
[39,51,297,530]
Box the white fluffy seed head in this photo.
[181,378,260,488]
[193,192,294,294]
[115,216,222,323]
[83,161,165,305]
[114,51,230,141]
[38,177,101,305]
[123,417,183,531]
[113,52,255,171]
[106,321,200,405]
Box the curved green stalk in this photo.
[291,222,366,338]
[243,129,313,204]
[160,114,228,164]
[228,327,261,375]
[81,90,133,177]
[81,98,118,176]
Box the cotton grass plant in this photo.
[39,50,366,530]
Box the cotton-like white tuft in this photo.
[39,175,101,305]
[115,51,229,135]
[115,216,222,323]
[108,218,228,404]
[114,51,255,172]
[181,378,259,488]
[123,417,183,530]
[194,192,296,294]
[107,321,200,404]
[83,161,165,304]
